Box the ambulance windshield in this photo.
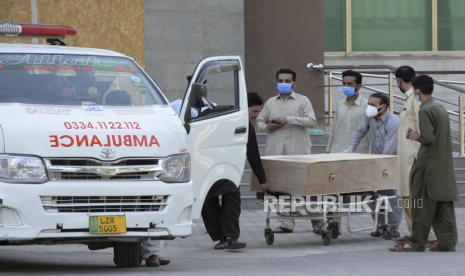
[0,54,166,106]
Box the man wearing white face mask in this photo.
[347,92,401,239]
[326,70,369,153]
[257,68,317,233]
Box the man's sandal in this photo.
[430,244,455,252]
[389,242,424,252]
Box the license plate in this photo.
[89,215,126,234]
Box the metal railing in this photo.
[307,63,465,156]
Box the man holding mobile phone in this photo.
[256,68,317,232]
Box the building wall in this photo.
[0,0,33,44]
[244,0,325,120]
[0,0,145,66]
[143,0,244,101]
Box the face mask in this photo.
[277,83,293,94]
[415,95,421,102]
[341,86,356,97]
[365,105,379,118]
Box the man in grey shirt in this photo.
[257,68,317,232]
[347,92,401,239]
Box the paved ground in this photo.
[1,203,465,275]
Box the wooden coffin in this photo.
[250,153,398,195]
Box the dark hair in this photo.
[342,70,362,85]
[412,75,434,95]
[247,92,263,107]
[395,66,416,82]
[276,68,296,81]
[370,92,390,108]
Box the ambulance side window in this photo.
[189,61,239,121]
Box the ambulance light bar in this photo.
[0,22,76,38]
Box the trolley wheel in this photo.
[265,228,274,245]
[329,222,340,239]
[322,232,331,246]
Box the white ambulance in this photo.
[0,23,248,267]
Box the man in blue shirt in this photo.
[347,92,402,239]
[347,93,399,155]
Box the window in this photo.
[0,54,166,106]
[324,0,465,53]
[324,0,346,52]
[189,60,240,120]
[352,0,431,51]
[438,0,465,51]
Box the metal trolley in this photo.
[263,191,397,246]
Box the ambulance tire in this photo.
[113,242,142,268]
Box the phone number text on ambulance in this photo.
[63,121,141,130]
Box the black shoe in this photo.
[225,238,246,250]
[145,254,171,267]
[214,239,227,250]
[391,230,401,240]
[370,227,384,238]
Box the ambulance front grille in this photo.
[40,195,169,213]
[57,172,151,180]
[44,158,163,181]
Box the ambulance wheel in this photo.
[322,232,331,246]
[113,242,142,268]
[265,229,274,245]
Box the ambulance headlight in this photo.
[159,154,190,183]
[0,155,47,183]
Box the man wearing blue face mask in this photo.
[326,70,370,153]
[256,68,317,233]
[257,68,317,156]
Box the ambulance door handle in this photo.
[234,126,247,134]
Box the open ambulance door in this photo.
[180,56,248,219]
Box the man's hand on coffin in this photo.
[406,128,420,141]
